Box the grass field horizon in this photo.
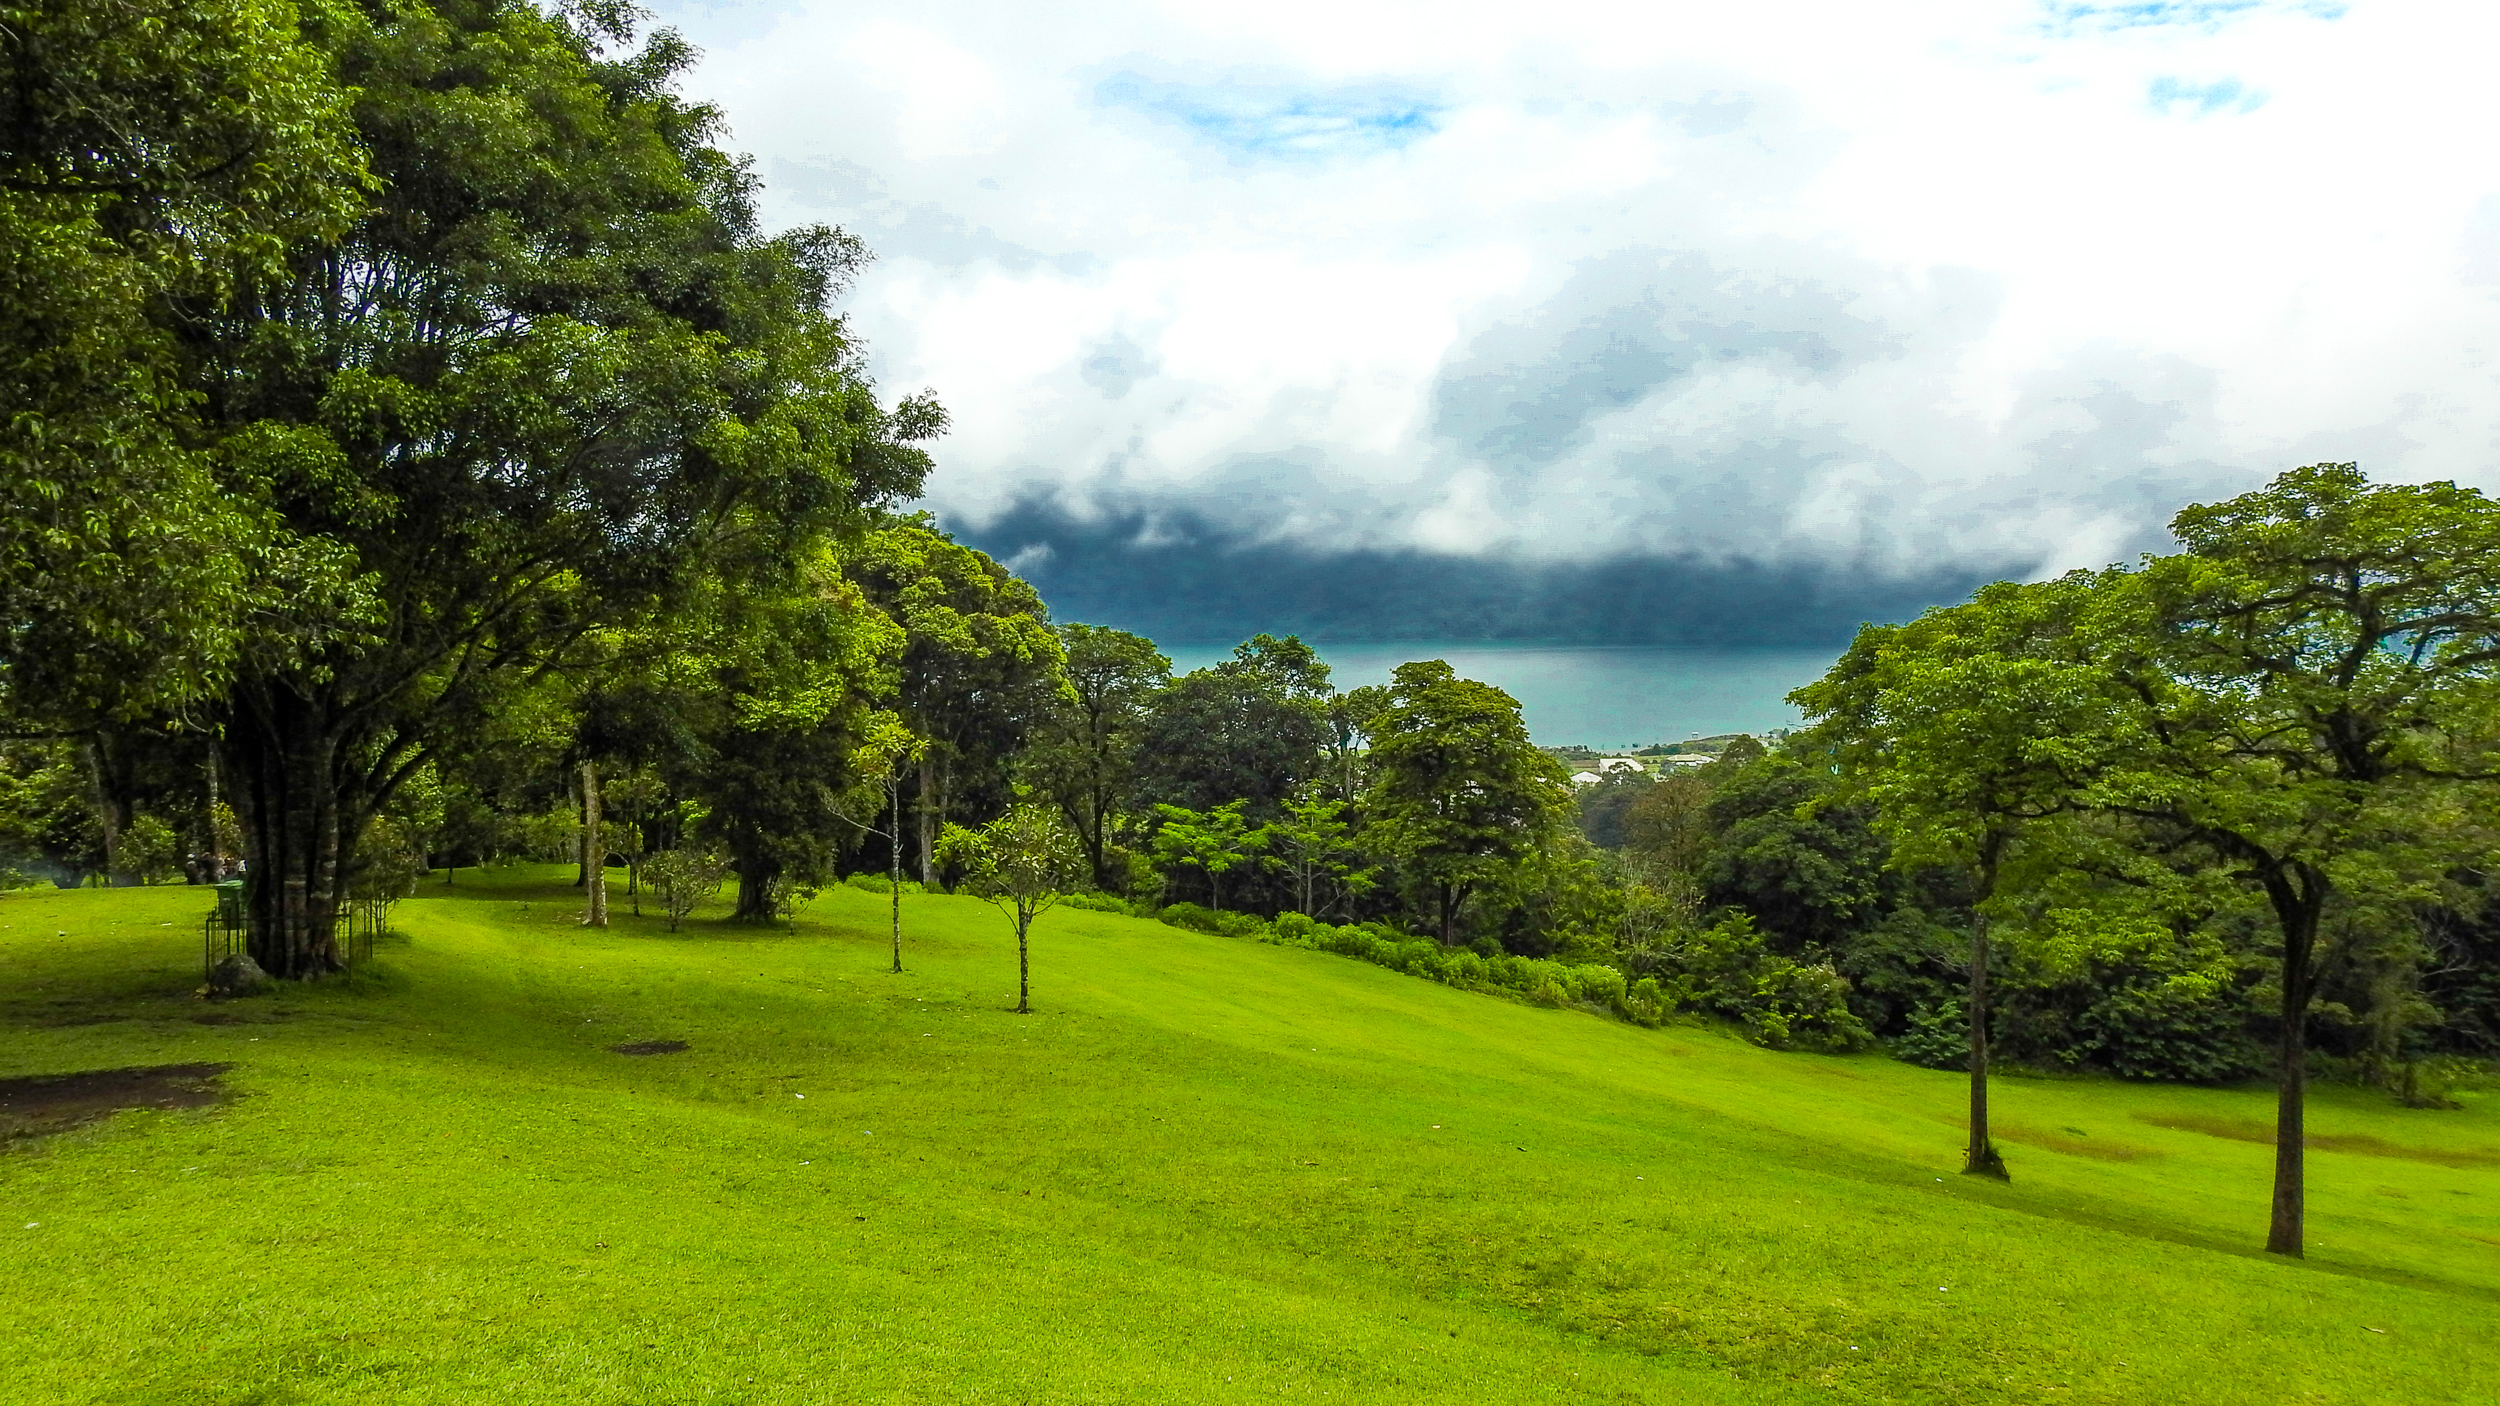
[4,869,2496,1403]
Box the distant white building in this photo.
[1656,754,1710,769]
[1595,757,1645,775]
[1569,770,1604,787]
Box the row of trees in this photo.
[0,0,1591,978]
[1786,464,2500,1256]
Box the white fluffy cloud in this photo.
[652,0,2500,578]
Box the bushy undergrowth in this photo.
[841,873,925,896]
[1143,902,1870,1052]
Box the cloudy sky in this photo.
[650,0,2500,641]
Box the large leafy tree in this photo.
[1132,634,1333,816]
[2064,465,2500,1256]
[1364,660,1571,944]
[1700,756,1890,953]
[180,1,931,975]
[1020,623,1168,888]
[1,0,367,722]
[669,555,903,922]
[849,518,1062,883]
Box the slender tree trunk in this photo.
[573,769,590,887]
[204,748,224,878]
[1964,906,2008,1179]
[580,760,606,927]
[889,774,904,973]
[916,750,936,886]
[1016,903,1032,1013]
[2268,896,2321,1256]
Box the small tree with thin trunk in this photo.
[937,804,1086,1014]
[1796,582,2128,1181]
[837,717,924,973]
[1256,789,1372,919]
[643,849,732,933]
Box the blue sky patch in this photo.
[2038,1,2344,35]
[1096,74,1440,160]
[2148,76,2267,116]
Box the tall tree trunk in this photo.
[889,774,904,973]
[204,748,224,878]
[580,760,606,927]
[573,768,590,887]
[85,738,134,886]
[224,688,348,979]
[1964,907,2008,1179]
[916,750,936,886]
[2268,889,2322,1256]
[732,847,777,922]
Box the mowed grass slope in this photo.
[2,872,2496,1405]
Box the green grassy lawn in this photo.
[2,871,2495,1405]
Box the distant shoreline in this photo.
[1160,639,1842,749]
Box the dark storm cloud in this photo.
[949,500,2013,646]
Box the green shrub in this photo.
[2069,978,2265,1082]
[1150,895,1867,1055]
[1891,1000,1968,1070]
[1155,902,1265,938]
[1062,891,1132,915]
[843,873,925,896]
[1643,912,1873,1053]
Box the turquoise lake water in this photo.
[1160,641,1844,749]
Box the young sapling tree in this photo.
[937,804,1086,1014]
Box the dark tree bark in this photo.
[1965,908,2008,1179]
[223,688,349,979]
[1434,882,1472,946]
[1965,846,2009,1180]
[732,848,778,923]
[1015,905,1032,1014]
[84,736,136,886]
[2263,867,2325,1256]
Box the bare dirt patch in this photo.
[611,1040,689,1056]
[0,1063,233,1144]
